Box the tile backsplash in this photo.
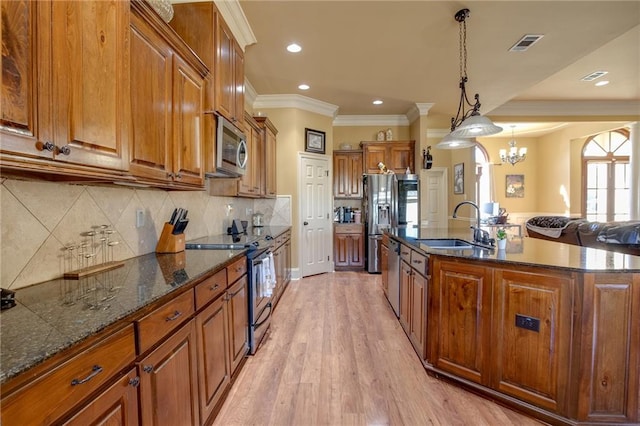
[1,178,288,290]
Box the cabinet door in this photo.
[284,239,291,284]
[363,145,387,173]
[63,368,140,426]
[381,243,389,296]
[399,260,412,333]
[172,55,204,186]
[410,271,426,359]
[333,153,350,197]
[388,143,414,173]
[334,234,350,268]
[195,296,230,422]
[139,321,199,426]
[348,152,363,197]
[129,13,173,182]
[0,0,44,158]
[215,17,234,123]
[432,259,491,385]
[228,275,248,375]
[349,233,365,267]
[264,126,277,197]
[232,40,245,128]
[51,0,130,171]
[238,119,259,196]
[492,269,573,414]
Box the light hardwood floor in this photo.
[214,271,544,426]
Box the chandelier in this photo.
[437,8,502,149]
[500,126,527,165]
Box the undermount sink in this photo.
[416,239,474,250]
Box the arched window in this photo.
[475,144,494,217]
[582,129,630,221]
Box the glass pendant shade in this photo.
[450,115,503,138]
[435,133,476,150]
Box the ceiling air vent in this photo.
[509,34,544,52]
[581,71,608,81]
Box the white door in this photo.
[421,167,448,229]
[299,154,331,277]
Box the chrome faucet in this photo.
[452,201,493,246]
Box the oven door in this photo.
[249,252,273,354]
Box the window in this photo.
[475,144,494,217]
[582,129,631,222]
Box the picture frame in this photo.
[506,174,525,198]
[305,128,326,154]
[453,163,464,194]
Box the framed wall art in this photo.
[453,163,464,194]
[506,174,525,198]
[305,128,326,154]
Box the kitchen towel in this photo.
[260,253,276,297]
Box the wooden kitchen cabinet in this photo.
[272,230,292,308]
[361,141,415,174]
[334,224,365,270]
[255,116,278,198]
[491,268,574,414]
[431,259,492,385]
[138,321,200,426]
[333,150,363,198]
[216,18,245,129]
[238,114,262,196]
[398,248,428,360]
[1,0,131,177]
[62,368,140,426]
[129,4,206,188]
[227,275,249,375]
[399,259,412,333]
[381,238,389,297]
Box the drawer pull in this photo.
[209,284,220,291]
[71,365,103,386]
[165,310,182,322]
[412,260,423,264]
[129,377,140,387]
[143,365,154,373]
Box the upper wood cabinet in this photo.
[333,150,363,198]
[254,116,278,198]
[129,2,207,189]
[361,141,415,174]
[238,114,262,196]
[1,0,131,176]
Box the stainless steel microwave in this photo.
[206,115,247,177]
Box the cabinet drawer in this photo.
[136,290,195,354]
[195,269,227,310]
[335,224,364,234]
[400,244,412,263]
[227,256,247,286]
[410,250,428,277]
[1,325,136,426]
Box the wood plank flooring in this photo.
[214,271,544,426]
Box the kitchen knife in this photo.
[172,219,189,235]
[169,208,178,225]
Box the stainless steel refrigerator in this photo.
[364,173,420,273]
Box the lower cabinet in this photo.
[334,224,364,270]
[381,240,389,297]
[138,321,200,425]
[273,230,292,308]
[227,275,249,375]
[399,251,428,360]
[62,368,140,426]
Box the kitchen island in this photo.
[386,227,640,425]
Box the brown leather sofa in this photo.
[526,216,640,256]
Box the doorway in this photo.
[421,167,448,229]
[298,153,332,277]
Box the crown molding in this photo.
[406,103,435,123]
[213,0,257,50]
[244,78,257,109]
[253,94,339,118]
[426,128,450,138]
[333,115,410,127]
[490,100,640,117]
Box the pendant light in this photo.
[439,8,502,148]
[499,125,527,165]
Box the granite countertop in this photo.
[388,227,640,273]
[0,226,291,384]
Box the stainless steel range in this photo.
[186,231,275,354]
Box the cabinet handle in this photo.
[209,284,220,291]
[175,173,182,179]
[71,365,103,386]
[57,145,71,155]
[412,260,423,264]
[42,141,55,152]
[143,365,154,373]
[129,377,140,387]
[167,172,175,178]
[165,310,182,321]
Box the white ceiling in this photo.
[236,0,640,131]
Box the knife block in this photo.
[156,223,185,253]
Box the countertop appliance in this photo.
[387,238,400,317]
[363,174,394,273]
[206,114,247,177]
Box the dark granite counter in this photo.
[388,227,640,272]
[0,226,292,384]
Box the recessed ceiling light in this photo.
[298,84,310,90]
[581,71,608,81]
[595,80,610,87]
[373,100,383,105]
[286,43,302,53]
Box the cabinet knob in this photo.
[167,172,175,178]
[41,141,55,152]
[57,145,71,155]
[129,377,141,387]
[209,284,220,291]
[175,173,182,179]
[143,365,154,373]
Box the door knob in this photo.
[303,221,309,225]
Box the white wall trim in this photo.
[244,78,257,111]
[253,94,339,118]
[406,102,435,123]
[333,115,410,127]
[490,100,640,117]
[213,0,257,50]
[426,128,450,138]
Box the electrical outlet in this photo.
[136,209,145,228]
[246,208,252,216]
